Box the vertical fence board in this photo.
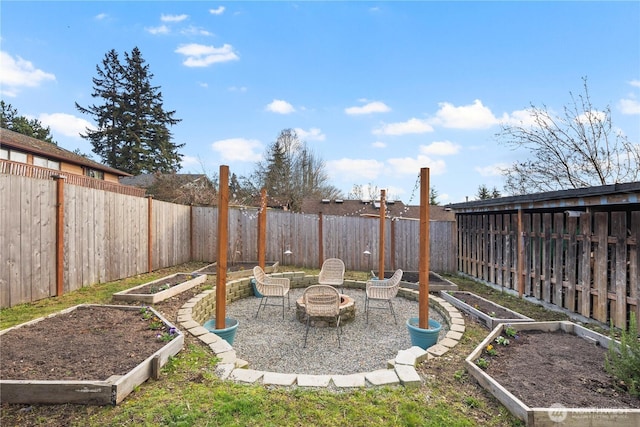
[580,213,592,318]
[612,212,627,328]
[0,175,10,307]
[631,212,640,330]
[565,216,577,311]
[542,213,552,302]
[38,178,55,299]
[553,212,564,306]
[594,212,608,322]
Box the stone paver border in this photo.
[178,272,465,389]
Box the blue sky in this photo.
[2,1,639,204]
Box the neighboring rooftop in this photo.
[0,127,131,177]
[300,199,455,221]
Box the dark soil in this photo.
[0,305,170,381]
[378,271,445,284]
[125,273,200,294]
[481,329,640,409]
[450,291,518,319]
[0,275,210,384]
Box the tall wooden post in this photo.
[54,175,65,297]
[378,189,386,279]
[189,205,194,262]
[147,196,153,273]
[258,188,267,270]
[390,219,396,271]
[216,165,229,329]
[318,212,324,267]
[419,168,430,328]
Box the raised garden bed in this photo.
[440,290,533,329]
[465,321,640,426]
[194,261,279,280]
[112,272,207,304]
[0,304,183,405]
[374,270,458,292]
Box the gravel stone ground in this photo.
[226,288,448,375]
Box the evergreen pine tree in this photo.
[76,47,183,175]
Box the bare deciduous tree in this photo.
[497,78,640,195]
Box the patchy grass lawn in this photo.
[1,265,577,427]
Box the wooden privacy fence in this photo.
[457,210,640,330]
[190,209,456,273]
[0,174,456,308]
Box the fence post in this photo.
[318,212,324,267]
[419,168,430,328]
[147,196,153,273]
[258,188,266,269]
[379,189,386,278]
[54,175,65,297]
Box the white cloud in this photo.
[419,140,461,156]
[265,99,295,114]
[181,26,213,36]
[475,162,509,177]
[210,6,225,15]
[146,25,170,35]
[228,86,247,92]
[576,110,606,125]
[345,101,391,115]
[38,113,94,137]
[326,158,384,180]
[619,98,640,115]
[387,155,447,176]
[0,51,55,97]
[212,138,263,162]
[175,43,239,67]
[161,14,188,22]
[198,82,208,88]
[432,99,499,129]
[629,80,640,88]
[294,127,325,141]
[372,141,386,148]
[95,13,108,20]
[373,118,433,135]
[180,155,201,170]
[503,108,538,127]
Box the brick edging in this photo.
[177,272,465,389]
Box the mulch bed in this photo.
[450,291,516,319]
[481,329,640,409]
[125,273,197,294]
[0,306,169,381]
[1,278,207,384]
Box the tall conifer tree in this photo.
[76,47,183,174]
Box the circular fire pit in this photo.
[295,293,356,327]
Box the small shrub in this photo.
[605,313,640,397]
[495,336,510,346]
[504,324,517,338]
[476,358,489,369]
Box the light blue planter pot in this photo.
[406,317,442,350]
[250,278,263,298]
[203,317,239,345]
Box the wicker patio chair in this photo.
[365,269,403,324]
[303,285,342,348]
[252,266,291,319]
[318,258,345,292]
